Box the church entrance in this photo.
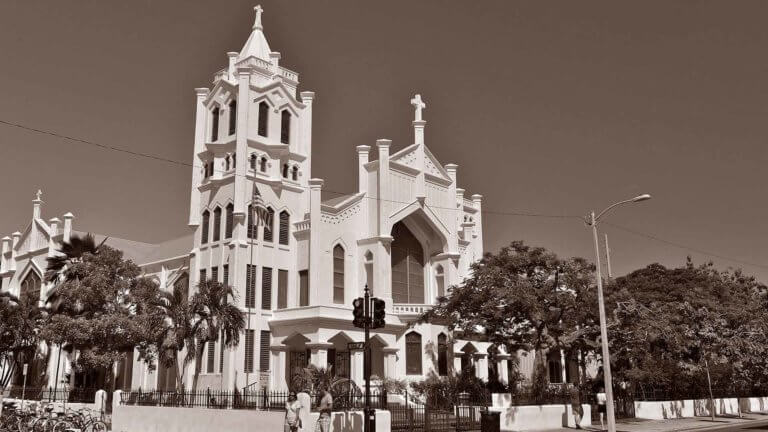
[391,222,425,304]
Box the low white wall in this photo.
[112,405,390,432]
[741,397,768,413]
[634,399,695,420]
[694,397,740,417]
[489,401,591,431]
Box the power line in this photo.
[603,221,768,271]
[0,118,580,220]
[2,117,766,271]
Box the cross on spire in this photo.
[253,5,264,30]
[410,94,426,122]
[35,189,42,201]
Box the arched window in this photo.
[291,166,299,181]
[333,245,345,304]
[259,157,267,173]
[548,359,563,384]
[20,270,41,304]
[211,107,220,142]
[280,110,291,144]
[225,155,231,171]
[364,251,374,296]
[250,154,257,170]
[282,164,289,178]
[208,161,215,178]
[437,334,448,376]
[278,211,290,245]
[405,332,422,375]
[213,207,222,242]
[435,265,445,299]
[228,100,237,135]
[232,154,236,169]
[203,163,208,178]
[263,207,275,242]
[201,210,210,244]
[225,203,234,239]
[391,222,425,304]
[258,102,268,137]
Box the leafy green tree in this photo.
[188,279,244,394]
[0,293,47,389]
[422,241,598,388]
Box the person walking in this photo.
[284,392,302,432]
[315,390,333,432]
[570,384,583,429]
[596,386,607,431]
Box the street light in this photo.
[586,194,651,432]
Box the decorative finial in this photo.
[253,5,264,30]
[410,94,426,122]
[35,189,43,201]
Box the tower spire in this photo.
[239,4,272,61]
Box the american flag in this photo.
[252,183,270,227]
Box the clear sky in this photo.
[1,0,767,281]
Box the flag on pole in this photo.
[252,183,269,227]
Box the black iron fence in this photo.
[5,387,99,404]
[119,388,388,412]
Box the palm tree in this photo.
[44,233,106,312]
[153,284,194,392]
[189,279,245,394]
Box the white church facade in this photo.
[1,6,587,394]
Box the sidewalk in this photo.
[533,412,768,432]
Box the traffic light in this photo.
[371,298,386,329]
[352,297,366,328]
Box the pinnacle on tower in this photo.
[239,5,272,61]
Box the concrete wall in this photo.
[693,397,741,417]
[490,394,592,431]
[741,397,768,413]
[634,399,696,420]
[112,405,390,432]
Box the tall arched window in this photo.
[263,207,275,242]
[259,157,267,172]
[278,211,290,245]
[208,161,215,177]
[225,155,231,171]
[291,166,299,181]
[225,203,234,239]
[201,210,210,244]
[228,100,237,135]
[405,332,422,375]
[203,163,209,178]
[258,102,268,137]
[213,207,222,242]
[280,110,291,144]
[364,251,374,296]
[391,222,425,304]
[333,245,345,304]
[232,154,236,169]
[211,107,220,142]
[247,204,256,239]
[20,270,41,304]
[250,154,257,170]
[282,164,289,178]
[435,265,445,299]
[437,333,448,376]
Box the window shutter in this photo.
[213,207,222,242]
[437,334,448,376]
[220,330,225,373]
[225,204,234,238]
[207,340,216,373]
[228,100,237,135]
[211,266,219,282]
[245,264,256,308]
[244,330,255,373]
[279,211,289,245]
[261,267,272,310]
[333,246,344,304]
[259,330,271,371]
[405,332,422,375]
[277,270,288,309]
[258,102,268,137]
[201,211,210,244]
[263,208,275,242]
[281,110,291,144]
[247,205,255,239]
[223,265,229,287]
[199,269,206,283]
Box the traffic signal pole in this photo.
[353,285,385,432]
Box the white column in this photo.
[308,343,332,368]
[357,145,370,194]
[350,349,365,388]
[62,212,74,243]
[382,348,398,378]
[475,354,488,381]
[471,194,484,256]
[560,349,568,384]
[453,352,463,374]
[376,139,391,237]
[10,232,21,271]
[226,52,238,81]
[308,179,324,306]
[189,88,209,227]
[48,218,60,254]
[498,356,510,386]
[233,69,250,217]
[271,347,288,390]
[1,236,10,273]
[299,91,315,179]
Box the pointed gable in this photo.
[389,144,452,184]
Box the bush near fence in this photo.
[6,387,99,403]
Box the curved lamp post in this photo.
[586,194,651,432]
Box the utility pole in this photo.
[353,285,385,432]
[604,234,612,279]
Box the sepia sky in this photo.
[1,0,767,281]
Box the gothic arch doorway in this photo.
[391,222,425,304]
